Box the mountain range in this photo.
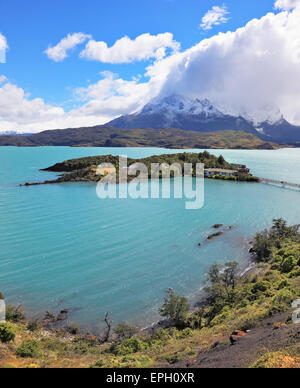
[107,94,300,144]
[1,94,299,147]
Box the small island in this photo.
[21,152,259,186]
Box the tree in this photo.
[204,262,239,323]
[100,312,113,343]
[223,262,239,290]
[252,230,273,261]
[159,289,189,325]
[207,264,223,285]
[217,155,225,166]
[271,218,299,239]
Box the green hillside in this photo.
[0,126,279,149]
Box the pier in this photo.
[258,177,300,190]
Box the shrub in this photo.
[71,336,100,355]
[251,280,270,294]
[114,323,138,341]
[112,338,149,356]
[5,305,25,323]
[281,256,297,273]
[66,325,80,335]
[151,328,173,342]
[91,355,153,368]
[40,338,68,353]
[27,320,41,332]
[277,280,289,290]
[0,323,16,343]
[269,289,294,314]
[178,328,193,339]
[16,339,42,358]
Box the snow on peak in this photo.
[140,94,224,118]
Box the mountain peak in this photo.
[106,94,300,144]
[140,94,224,118]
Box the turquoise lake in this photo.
[0,147,300,330]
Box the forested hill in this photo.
[0,126,279,149]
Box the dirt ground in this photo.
[172,312,300,368]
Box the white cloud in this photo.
[274,0,300,10]
[0,75,7,85]
[80,33,180,63]
[0,33,8,63]
[73,71,159,118]
[200,5,229,30]
[0,83,64,127]
[45,32,91,62]
[154,5,300,124]
[3,5,300,132]
[0,72,159,133]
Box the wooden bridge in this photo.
[258,177,300,190]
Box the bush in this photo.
[178,328,193,339]
[114,323,138,341]
[269,289,294,314]
[277,280,289,290]
[112,338,149,356]
[40,338,68,353]
[5,305,25,323]
[27,320,41,332]
[71,336,100,355]
[66,325,80,335]
[151,328,173,342]
[16,339,42,358]
[251,280,270,294]
[281,256,297,273]
[0,323,16,343]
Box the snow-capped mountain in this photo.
[0,131,31,136]
[107,94,300,144]
[141,94,224,118]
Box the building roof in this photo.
[205,168,237,174]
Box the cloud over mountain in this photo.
[153,4,300,125]
[2,2,300,132]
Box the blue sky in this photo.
[1,0,275,104]
[1,0,300,132]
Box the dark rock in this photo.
[44,311,56,321]
[57,309,70,322]
[206,231,224,241]
[212,224,223,229]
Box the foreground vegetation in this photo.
[0,219,299,368]
[0,126,279,149]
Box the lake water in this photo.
[0,147,300,330]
